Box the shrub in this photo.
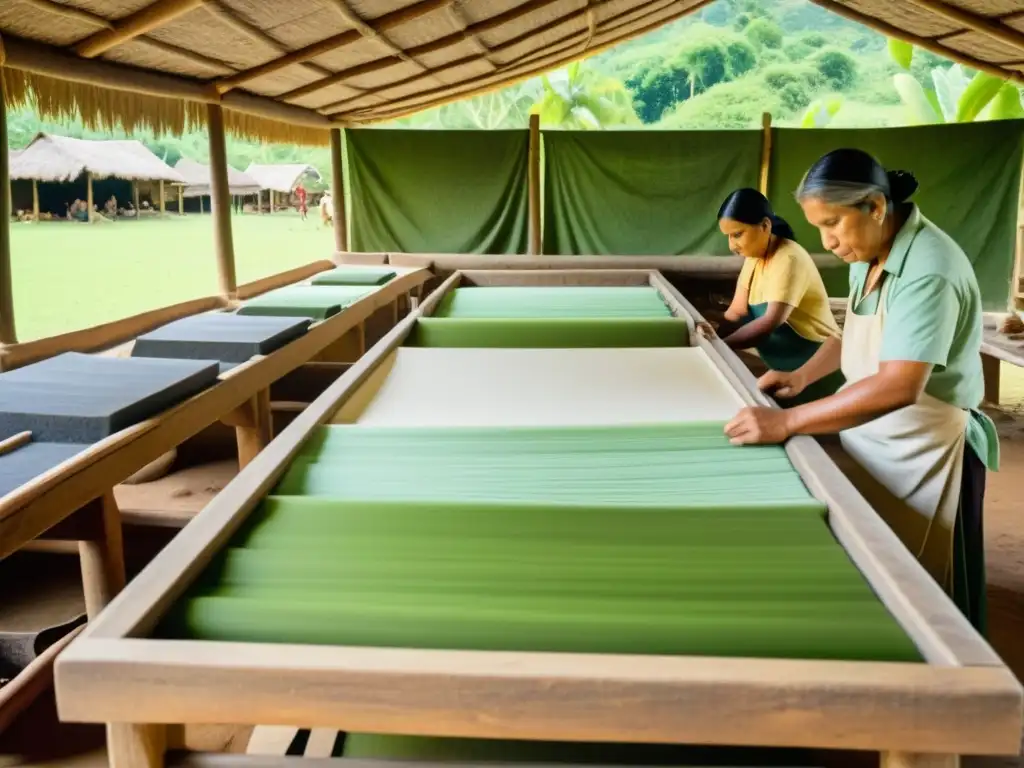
[658,77,782,129]
[784,41,814,62]
[801,32,828,49]
[745,18,784,50]
[814,47,858,91]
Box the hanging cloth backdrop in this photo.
[768,121,1024,309]
[541,130,762,256]
[346,129,530,255]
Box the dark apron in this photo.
[744,300,845,408]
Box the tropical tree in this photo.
[531,61,640,129]
[888,39,1024,123]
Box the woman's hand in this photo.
[757,369,806,399]
[724,407,792,445]
[695,321,717,340]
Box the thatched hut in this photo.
[244,163,322,213]
[174,157,261,214]
[8,133,184,220]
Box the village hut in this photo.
[8,133,184,221]
[244,163,322,213]
[174,157,261,214]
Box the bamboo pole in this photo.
[903,0,1024,56]
[132,181,140,215]
[74,0,209,58]
[159,181,165,215]
[206,103,238,300]
[177,184,183,215]
[32,180,39,221]
[329,127,347,254]
[86,171,94,223]
[270,191,276,215]
[0,79,16,344]
[758,112,772,196]
[528,113,541,256]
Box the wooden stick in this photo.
[207,103,238,300]
[807,0,1024,85]
[178,184,184,215]
[87,171,94,223]
[78,492,127,619]
[329,128,347,255]
[234,389,272,470]
[213,0,450,93]
[903,0,1024,56]
[528,113,542,255]
[0,82,16,344]
[159,180,166,215]
[32,178,39,221]
[0,431,32,457]
[758,112,772,196]
[74,0,207,58]
[0,623,84,735]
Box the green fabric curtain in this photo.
[541,130,762,256]
[768,121,1024,308]
[346,129,529,254]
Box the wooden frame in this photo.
[53,269,1021,767]
[0,266,428,740]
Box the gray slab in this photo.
[0,353,220,442]
[0,441,86,498]
[132,314,311,363]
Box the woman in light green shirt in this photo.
[724,148,996,633]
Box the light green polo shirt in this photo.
[849,205,998,471]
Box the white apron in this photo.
[838,278,967,590]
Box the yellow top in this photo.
[737,240,839,343]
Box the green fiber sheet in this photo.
[237,285,373,319]
[408,317,689,348]
[435,286,673,318]
[162,423,919,664]
[311,267,396,286]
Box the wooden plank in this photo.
[245,726,299,756]
[107,722,166,768]
[460,268,653,288]
[527,113,541,255]
[56,638,1024,755]
[77,491,126,618]
[0,271,429,556]
[0,86,15,344]
[0,624,84,735]
[235,263,334,301]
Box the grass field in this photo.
[8,212,331,341]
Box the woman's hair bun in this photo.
[886,169,918,203]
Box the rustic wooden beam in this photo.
[74,0,208,58]
[903,0,1024,56]
[3,36,335,129]
[807,0,1024,85]
[527,113,541,256]
[321,0,434,80]
[329,128,347,254]
[17,0,114,29]
[0,70,15,344]
[207,103,238,299]
[759,112,772,196]
[213,0,451,94]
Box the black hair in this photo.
[717,187,796,242]
[796,148,919,207]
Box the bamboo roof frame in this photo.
[1,0,1022,146]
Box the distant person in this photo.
[296,184,308,221]
[320,192,333,228]
[701,187,843,406]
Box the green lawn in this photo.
[8,212,334,341]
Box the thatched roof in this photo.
[1,1,1022,145]
[244,163,321,193]
[175,156,261,197]
[7,133,186,183]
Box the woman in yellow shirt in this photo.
[712,188,844,406]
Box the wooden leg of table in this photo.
[881,753,959,768]
[107,723,166,767]
[981,353,1001,405]
[234,388,272,470]
[392,298,399,325]
[78,492,126,619]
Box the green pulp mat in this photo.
[161,423,919,663]
[436,286,673,318]
[407,316,689,348]
[312,267,396,286]
[237,285,374,319]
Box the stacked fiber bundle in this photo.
[161,283,920,762]
[236,267,398,320]
[410,285,690,347]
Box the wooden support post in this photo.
[0,80,14,344]
[77,492,127,619]
[159,180,165,215]
[528,112,541,255]
[207,103,238,300]
[982,352,1001,406]
[270,190,276,214]
[759,112,772,196]
[86,171,94,223]
[232,388,273,469]
[32,179,39,221]
[330,127,347,255]
[106,723,166,768]
[178,184,184,215]
[881,752,959,768]
[199,196,204,214]
[132,180,140,215]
